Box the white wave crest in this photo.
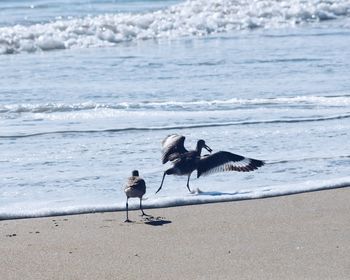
[1,0,350,54]
[1,95,349,114]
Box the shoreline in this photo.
[1,187,349,279]
[1,178,349,221]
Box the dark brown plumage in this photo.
[156,134,264,194]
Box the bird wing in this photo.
[161,134,188,164]
[197,151,264,178]
[135,178,146,193]
[125,177,146,195]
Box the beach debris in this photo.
[156,134,265,193]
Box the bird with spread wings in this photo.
[156,134,264,193]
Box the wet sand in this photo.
[1,187,349,280]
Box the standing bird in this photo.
[155,134,264,194]
[124,170,147,222]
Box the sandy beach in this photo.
[1,188,349,280]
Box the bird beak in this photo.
[204,144,212,153]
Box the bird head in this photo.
[132,170,139,176]
[197,139,212,153]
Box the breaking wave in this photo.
[1,95,350,114]
[1,0,350,54]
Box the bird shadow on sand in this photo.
[142,216,172,226]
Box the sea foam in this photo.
[1,95,350,114]
[0,177,349,220]
[1,0,350,54]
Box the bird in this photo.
[124,170,147,222]
[155,134,264,194]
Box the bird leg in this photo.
[155,172,167,194]
[186,173,192,193]
[124,198,131,223]
[139,198,149,217]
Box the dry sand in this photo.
[1,188,349,280]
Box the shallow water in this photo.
[1,0,350,219]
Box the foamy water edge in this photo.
[1,177,349,220]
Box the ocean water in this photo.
[1,0,350,219]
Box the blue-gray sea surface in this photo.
[1,0,350,219]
